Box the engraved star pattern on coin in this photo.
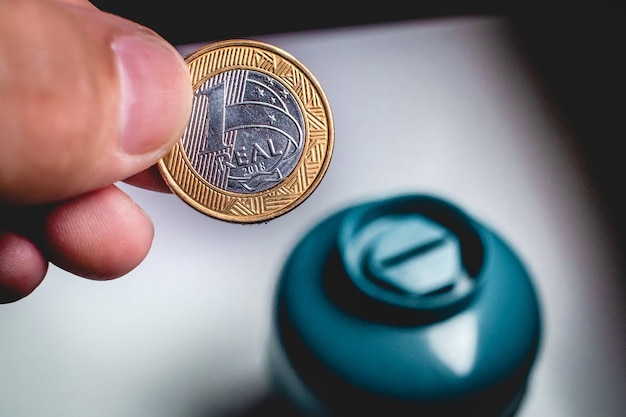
[158,40,334,223]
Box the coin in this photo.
[158,39,334,223]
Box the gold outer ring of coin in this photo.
[157,39,334,223]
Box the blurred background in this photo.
[89,0,626,257]
[1,1,625,417]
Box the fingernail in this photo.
[113,35,192,156]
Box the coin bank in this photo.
[270,194,542,417]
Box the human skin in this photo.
[0,0,193,302]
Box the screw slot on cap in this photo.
[339,195,484,317]
[362,215,466,296]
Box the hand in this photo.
[0,0,192,303]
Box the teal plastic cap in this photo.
[339,195,484,320]
[273,194,542,417]
[360,215,464,295]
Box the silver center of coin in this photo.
[182,69,306,193]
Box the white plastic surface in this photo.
[2,16,625,417]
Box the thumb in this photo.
[0,0,192,205]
